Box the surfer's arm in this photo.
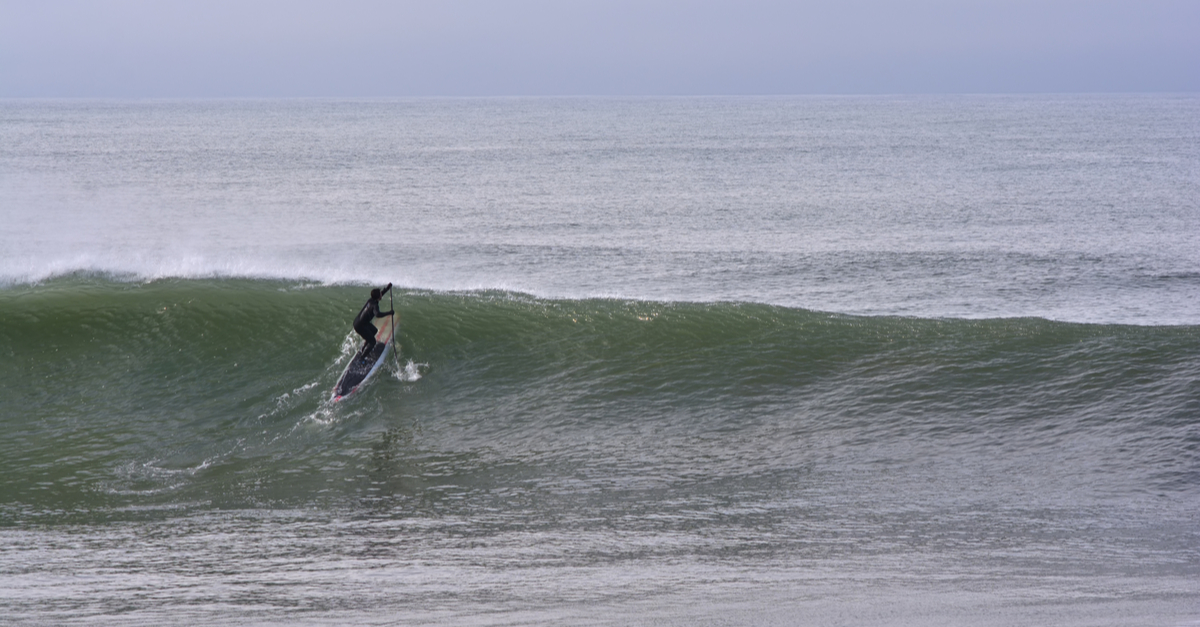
[370,301,395,317]
[379,283,394,315]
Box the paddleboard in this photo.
[332,313,396,402]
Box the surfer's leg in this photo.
[358,338,376,363]
[354,322,378,359]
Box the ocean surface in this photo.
[1,96,1198,626]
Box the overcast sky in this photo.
[1,0,1197,97]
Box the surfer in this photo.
[353,283,394,360]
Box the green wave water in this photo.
[2,277,1197,525]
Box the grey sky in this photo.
[1,0,1197,97]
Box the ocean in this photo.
[1,96,1198,626]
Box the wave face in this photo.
[2,277,1197,521]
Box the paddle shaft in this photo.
[389,288,401,373]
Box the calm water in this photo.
[1,96,1198,626]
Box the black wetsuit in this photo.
[353,288,393,356]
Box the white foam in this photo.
[395,359,427,382]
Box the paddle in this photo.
[389,284,402,376]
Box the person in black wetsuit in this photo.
[354,283,394,360]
